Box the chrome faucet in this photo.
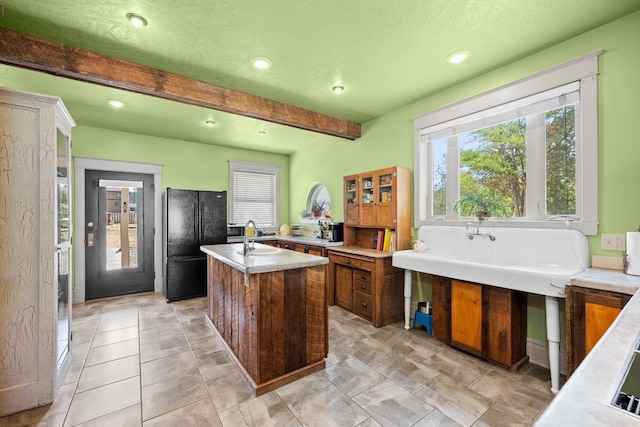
[243,220,256,256]
[465,221,496,241]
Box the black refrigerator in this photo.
[163,188,227,302]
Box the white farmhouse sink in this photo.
[392,226,589,296]
[392,225,590,394]
[237,246,282,256]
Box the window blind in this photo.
[228,161,279,227]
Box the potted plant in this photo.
[311,200,326,217]
[452,193,508,220]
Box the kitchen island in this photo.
[200,242,329,395]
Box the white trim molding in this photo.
[413,50,601,235]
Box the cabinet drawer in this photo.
[353,270,372,295]
[305,245,325,256]
[353,291,372,320]
[278,241,295,250]
[329,253,373,271]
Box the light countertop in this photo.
[569,268,640,295]
[227,235,344,247]
[535,268,640,425]
[328,245,395,258]
[200,242,328,274]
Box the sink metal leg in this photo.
[545,296,561,394]
[403,269,412,330]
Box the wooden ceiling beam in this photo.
[0,27,361,140]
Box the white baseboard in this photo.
[526,337,567,375]
[409,302,566,374]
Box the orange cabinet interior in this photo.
[451,280,483,356]
[584,301,621,354]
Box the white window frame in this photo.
[413,51,601,235]
[228,160,280,228]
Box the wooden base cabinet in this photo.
[566,285,631,376]
[328,249,404,327]
[276,241,327,257]
[333,166,410,327]
[432,276,527,368]
[486,286,527,367]
[206,256,327,395]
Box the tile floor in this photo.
[1,292,558,426]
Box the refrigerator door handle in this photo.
[172,255,207,262]
[195,202,200,246]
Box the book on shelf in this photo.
[389,231,396,253]
[376,230,383,251]
[382,228,391,252]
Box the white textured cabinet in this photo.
[0,87,75,416]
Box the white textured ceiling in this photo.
[1,0,639,154]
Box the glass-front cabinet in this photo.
[342,167,399,228]
[344,174,359,225]
[0,88,75,416]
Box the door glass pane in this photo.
[56,130,70,244]
[56,246,70,365]
[55,128,70,371]
[99,179,143,270]
[361,175,374,204]
[378,173,392,203]
[346,179,356,204]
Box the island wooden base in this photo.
[205,256,328,395]
[205,315,325,395]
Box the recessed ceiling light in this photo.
[205,120,215,127]
[251,57,271,70]
[108,99,124,108]
[447,50,470,64]
[332,86,345,94]
[126,13,148,28]
[258,130,266,136]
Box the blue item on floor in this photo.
[412,310,432,336]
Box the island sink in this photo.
[237,246,282,256]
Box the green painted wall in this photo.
[72,126,291,224]
[289,11,640,344]
[69,11,640,347]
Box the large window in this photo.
[228,161,280,228]
[413,51,600,235]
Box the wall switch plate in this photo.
[601,233,626,251]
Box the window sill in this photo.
[416,219,597,236]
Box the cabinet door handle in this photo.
[361,302,368,307]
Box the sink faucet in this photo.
[243,220,256,256]
[465,221,496,241]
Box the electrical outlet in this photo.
[601,233,626,251]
